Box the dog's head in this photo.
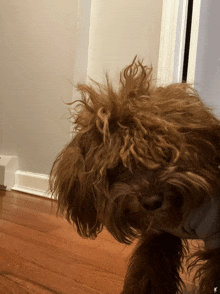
[49,57,220,248]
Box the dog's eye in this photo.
[171,188,184,207]
[141,194,163,211]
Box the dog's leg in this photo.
[187,247,220,294]
[121,232,186,294]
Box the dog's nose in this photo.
[141,195,163,211]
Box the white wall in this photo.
[0,0,79,174]
[87,0,163,86]
[0,0,163,177]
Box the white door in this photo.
[190,0,220,116]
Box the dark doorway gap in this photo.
[182,0,193,82]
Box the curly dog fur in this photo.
[49,56,220,293]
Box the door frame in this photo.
[157,0,202,86]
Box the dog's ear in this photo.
[49,131,104,239]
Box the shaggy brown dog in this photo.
[49,57,220,294]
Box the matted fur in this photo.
[49,56,220,293]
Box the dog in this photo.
[49,56,220,294]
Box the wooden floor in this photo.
[0,190,201,294]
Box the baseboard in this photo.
[12,170,51,199]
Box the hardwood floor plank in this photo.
[0,244,122,294]
[0,272,62,294]
[0,191,198,293]
[0,225,126,292]
[0,219,128,275]
[0,191,56,214]
[0,191,128,293]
